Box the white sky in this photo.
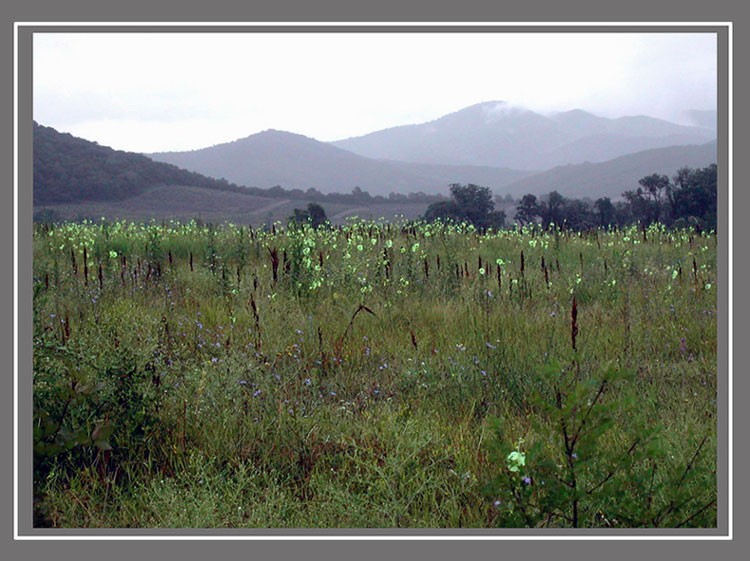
[33,32,718,153]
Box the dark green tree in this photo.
[622,187,652,225]
[423,184,505,230]
[306,202,329,228]
[424,200,460,222]
[638,173,671,224]
[671,164,717,231]
[594,197,616,228]
[561,199,594,230]
[540,191,566,229]
[289,202,329,229]
[514,194,540,226]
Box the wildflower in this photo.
[506,450,526,472]
[522,476,532,486]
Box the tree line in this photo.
[424,164,717,232]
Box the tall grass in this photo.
[32,219,717,528]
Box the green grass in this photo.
[32,219,717,528]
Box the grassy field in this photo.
[33,184,433,226]
[32,218,717,528]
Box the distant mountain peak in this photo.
[450,100,531,117]
[331,100,716,169]
[552,109,597,118]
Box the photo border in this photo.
[4,1,744,558]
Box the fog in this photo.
[33,31,717,153]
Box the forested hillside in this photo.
[33,122,250,204]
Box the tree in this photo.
[540,191,566,229]
[424,200,460,222]
[449,183,494,219]
[638,174,670,224]
[514,194,540,226]
[622,187,652,225]
[289,202,329,229]
[671,164,717,230]
[423,184,504,230]
[562,199,594,230]
[594,197,616,228]
[306,202,329,228]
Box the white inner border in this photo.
[14,21,733,541]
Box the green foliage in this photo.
[32,218,717,528]
[424,184,505,231]
[289,202,329,229]
[509,164,717,232]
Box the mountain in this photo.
[499,140,717,200]
[146,129,531,196]
[682,109,717,132]
[32,123,447,225]
[33,121,253,204]
[331,101,716,170]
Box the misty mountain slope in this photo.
[683,109,717,131]
[331,101,716,170]
[540,133,715,168]
[500,140,717,200]
[146,129,531,196]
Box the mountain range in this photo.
[34,101,718,224]
[147,129,530,197]
[147,101,716,199]
[500,139,717,200]
[331,101,716,169]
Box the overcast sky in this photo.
[33,32,717,153]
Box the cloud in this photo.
[32,31,717,152]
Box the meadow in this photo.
[32,218,718,528]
